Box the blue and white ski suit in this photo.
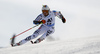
[18,10,64,45]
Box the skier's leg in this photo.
[12,25,46,47]
[33,27,55,44]
[12,30,41,46]
[19,29,41,44]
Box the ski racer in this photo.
[11,5,66,47]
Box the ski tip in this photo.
[10,34,16,47]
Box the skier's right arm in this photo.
[33,14,46,25]
[33,14,42,25]
[33,21,42,25]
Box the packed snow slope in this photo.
[0,36,100,54]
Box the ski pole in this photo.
[10,24,40,40]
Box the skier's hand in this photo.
[62,17,66,23]
[33,20,42,25]
[41,20,46,24]
[58,11,66,23]
[33,20,46,25]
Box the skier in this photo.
[11,5,66,47]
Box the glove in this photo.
[58,12,66,23]
[33,21,42,25]
[62,17,66,23]
[33,20,46,25]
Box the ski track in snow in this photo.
[0,36,100,54]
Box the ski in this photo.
[11,34,16,47]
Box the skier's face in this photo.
[42,10,49,16]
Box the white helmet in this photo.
[42,5,50,10]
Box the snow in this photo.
[0,36,100,54]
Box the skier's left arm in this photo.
[53,10,66,23]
